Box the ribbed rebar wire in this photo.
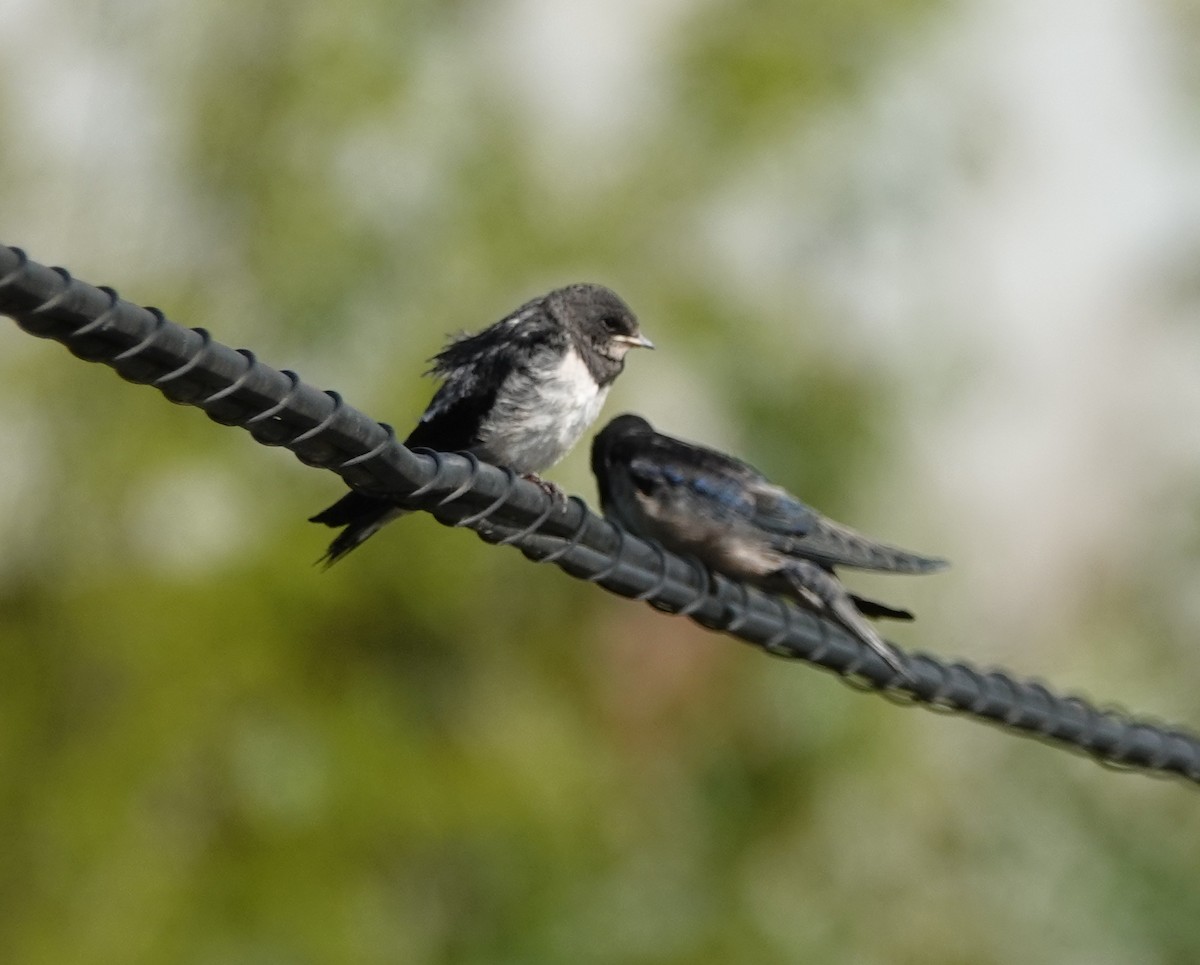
[2,243,1198,786]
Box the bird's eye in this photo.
[601,315,624,334]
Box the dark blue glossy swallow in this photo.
[591,414,946,674]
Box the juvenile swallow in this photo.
[590,414,946,674]
[311,285,653,564]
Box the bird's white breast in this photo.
[479,346,608,474]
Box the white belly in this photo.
[477,346,609,473]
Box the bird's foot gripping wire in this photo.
[521,473,567,508]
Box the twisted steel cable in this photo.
[2,242,1198,785]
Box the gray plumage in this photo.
[590,414,947,675]
[311,285,652,564]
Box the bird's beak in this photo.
[615,332,655,350]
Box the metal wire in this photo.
[2,242,1198,786]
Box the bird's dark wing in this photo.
[403,376,502,452]
[403,337,510,451]
[761,493,947,574]
[623,435,764,524]
[636,438,946,575]
[623,434,946,574]
[404,307,563,452]
[311,329,522,540]
[621,434,822,538]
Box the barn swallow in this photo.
[311,285,652,564]
[591,414,946,674]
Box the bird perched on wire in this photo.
[590,414,946,675]
[311,284,653,565]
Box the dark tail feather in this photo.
[800,517,949,574]
[309,491,404,566]
[849,594,914,622]
[309,491,390,527]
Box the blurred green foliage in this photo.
[2,1,1199,963]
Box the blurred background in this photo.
[2,0,1200,961]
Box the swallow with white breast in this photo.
[311,285,653,564]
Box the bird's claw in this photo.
[522,473,566,508]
